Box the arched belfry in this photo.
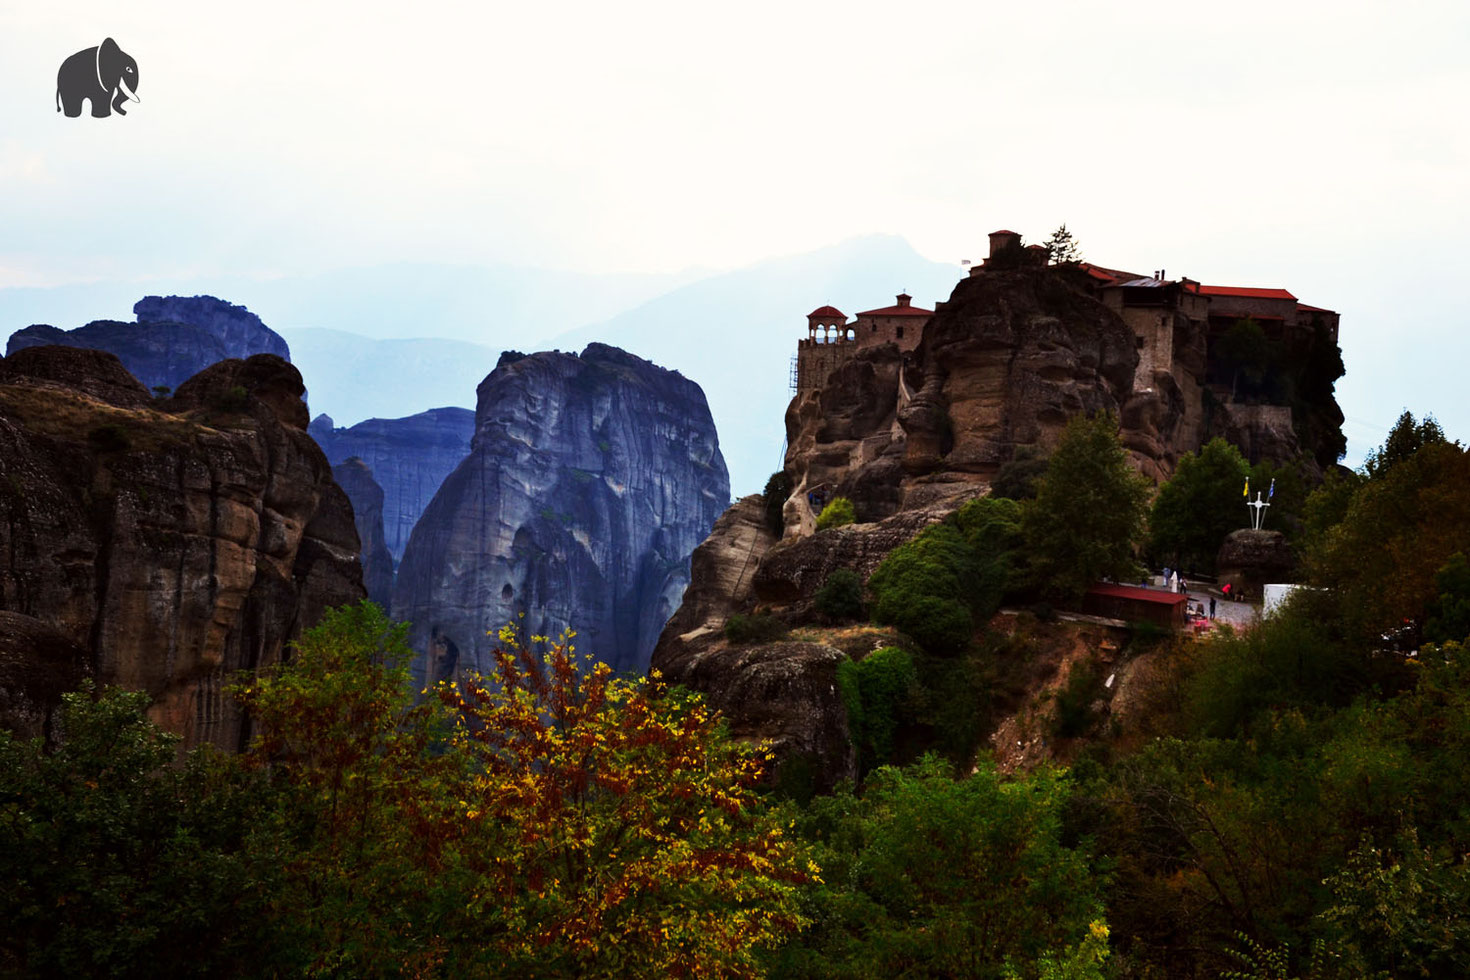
[806,305,849,344]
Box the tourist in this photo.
[1209,596,1217,619]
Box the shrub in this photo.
[815,496,856,531]
[215,384,251,414]
[991,445,1049,501]
[867,524,978,654]
[762,471,792,538]
[87,423,130,453]
[724,613,788,645]
[1051,660,1100,739]
[814,568,864,621]
[837,647,918,772]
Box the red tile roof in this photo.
[1078,262,1143,284]
[808,305,846,319]
[1296,303,1336,314]
[1086,583,1188,606]
[1194,285,1298,301]
[856,303,934,318]
[989,229,1019,236]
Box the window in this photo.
[896,326,904,339]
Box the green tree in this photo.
[0,685,279,978]
[239,601,467,976]
[1023,413,1150,600]
[816,496,856,530]
[1299,467,1362,555]
[992,444,1050,501]
[837,646,918,773]
[1045,224,1083,265]
[868,523,981,654]
[1362,410,1447,479]
[1149,438,1251,573]
[1308,440,1470,647]
[815,568,865,622]
[773,756,1105,979]
[1424,552,1470,645]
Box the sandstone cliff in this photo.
[6,295,291,394]
[309,407,475,562]
[0,346,364,749]
[332,459,395,609]
[393,344,728,681]
[650,496,856,789]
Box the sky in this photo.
[2,0,1469,463]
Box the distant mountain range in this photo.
[0,235,966,495]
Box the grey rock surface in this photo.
[5,295,290,395]
[393,343,728,680]
[309,408,474,562]
[332,459,396,609]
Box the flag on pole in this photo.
[1268,478,1275,500]
[1243,477,1249,499]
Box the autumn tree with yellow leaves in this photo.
[241,602,810,978]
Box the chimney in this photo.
[896,293,911,307]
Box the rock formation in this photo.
[782,268,1141,531]
[654,260,1345,785]
[309,407,475,562]
[0,347,364,749]
[332,459,395,609]
[1216,528,1295,597]
[132,295,291,362]
[650,496,856,788]
[393,344,728,681]
[6,295,291,394]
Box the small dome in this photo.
[808,305,845,319]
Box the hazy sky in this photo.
[3,0,1468,457]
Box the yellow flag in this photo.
[1243,478,1249,499]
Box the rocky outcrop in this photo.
[658,640,855,789]
[309,408,474,562]
[0,347,364,749]
[783,268,1140,531]
[393,344,728,681]
[650,495,857,789]
[6,295,291,395]
[332,459,395,608]
[1217,528,1295,597]
[133,295,291,362]
[752,502,961,605]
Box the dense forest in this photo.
[4,411,1469,978]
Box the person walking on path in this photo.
[1209,596,1217,620]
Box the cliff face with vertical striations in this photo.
[309,407,475,563]
[392,343,728,681]
[5,295,291,394]
[331,459,396,609]
[0,346,363,749]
